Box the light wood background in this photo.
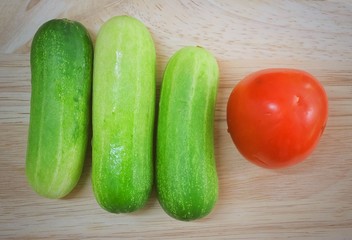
[1,1,352,239]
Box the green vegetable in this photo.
[156,46,219,221]
[26,19,93,199]
[92,16,156,213]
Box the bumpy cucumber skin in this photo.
[92,16,156,213]
[26,19,93,199]
[156,46,219,221]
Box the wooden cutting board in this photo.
[1,1,351,239]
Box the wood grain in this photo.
[1,1,352,239]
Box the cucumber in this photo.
[92,16,156,213]
[156,46,219,221]
[26,19,93,199]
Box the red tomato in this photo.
[227,69,328,169]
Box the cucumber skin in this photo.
[26,19,93,199]
[156,46,219,221]
[92,16,156,213]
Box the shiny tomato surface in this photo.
[227,69,328,169]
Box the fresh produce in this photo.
[227,68,328,169]
[26,19,93,198]
[92,16,156,213]
[156,46,219,221]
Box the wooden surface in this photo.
[1,1,352,239]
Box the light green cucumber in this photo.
[156,46,219,221]
[92,16,156,213]
[26,19,93,199]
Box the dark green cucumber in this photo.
[156,46,219,221]
[92,16,156,213]
[26,19,93,198]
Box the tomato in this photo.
[226,69,328,169]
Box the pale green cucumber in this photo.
[92,16,156,213]
[156,46,219,221]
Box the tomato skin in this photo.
[227,69,328,169]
